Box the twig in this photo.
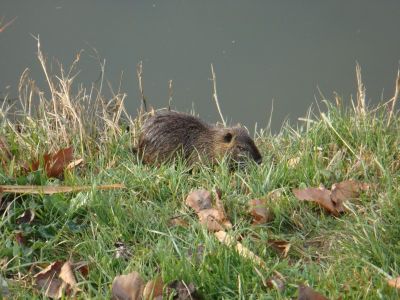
[0,183,125,195]
[0,16,17,33]
[214,231,267,270]
[387,68,400,126]
[210,64,226,126]
[136,61,147,113]
[32,35,57,114]
[168,79,173,111]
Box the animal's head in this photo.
[214,127,262,165]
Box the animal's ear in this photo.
[223,131,233,143]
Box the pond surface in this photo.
[1,1,400,131]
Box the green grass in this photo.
[0,55,399,298]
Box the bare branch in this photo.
[210,64,226,126]
[387,68,400,126]
[168,79,173,111]
[0,16,17,33]
[136,61,147,113]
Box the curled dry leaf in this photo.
[167,280,199,300]
[34,260,80,299]
[298,284,329,300]
[387,276,400,289]
[293,180,368,216]
[143,276,163,300]
[248,199,273,224]
[293,187,337,216]
[186,188,232,232]
[66,158,84,171]
[185,189,212,213]
[31,146,74,178]
[16,209,35,224]
[330,180,369,212]
[198,208,232,232]
[73,261,89,278]
[59,261,79,293]
[111,271,144,300]
[34,261,65,299]
[267,240,291,258]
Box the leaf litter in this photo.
[186,189,232,232]
[248,198,274,224]
[111,271,199,300]
[293,180,369,216]
[34,260,80,299]
[30,146,74,178]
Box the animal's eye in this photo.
[237,145,246,151]
[223,132,233,143]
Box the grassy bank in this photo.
[1,51,400,299]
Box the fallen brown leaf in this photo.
[59,261,80,294]
[248,199,273,224]
[330,180,369,213]
[73,261,89,278]
[31,146,74,178]
[33,260,81,299]
[298,284,329,300]
[185,189,212,213]
[293,187,337,216]
[143,276,163,300]
[186,188,232,232]
[0,183,125,195]
[293,180,368,216]
[267,239,291,257]
[387,276,400,289]
[111,271,145,300]
[34,261,66,299]
[198,208,231,232]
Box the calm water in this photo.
[1,1,400,131]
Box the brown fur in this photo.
[136,110,262,166]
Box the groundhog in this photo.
[136,110,262,166]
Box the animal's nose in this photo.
[255,156,262,164]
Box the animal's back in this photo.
[138,110,213,163]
